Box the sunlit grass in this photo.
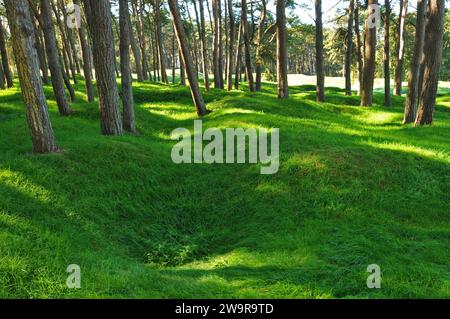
[0,77,449,298]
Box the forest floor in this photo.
[0,78,449,298]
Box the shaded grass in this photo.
[0,78,449,298]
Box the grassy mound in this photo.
[0,79,449,298]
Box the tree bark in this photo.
[255,0,267,92]
[39,0,72,115]
[83,0,123,135]
[360,0,378,106]
[57,0,81,76]
[403,0,428,123]
[384,0,391,106]
[0,60,5,89]
[226,0,236,91]
[33,20,49,85]
[168,0,208,116]
[73,0,94,102]
[198,0,210,90]
[415,0,445,126]
[315,0,325,102]
[132,0,149,81]
[345,0,354,96]
[119,0,136,133]
[153,0,168,84]
[241,0,255,92]
[4,0,58,153]
[212,0,223,88]
[394,0,408,95]
[0,17,14,87]
[354,1,363,95]
[179,49,186,86]
[51,0,77,84]
[128,13,144,82]
[277,0,289,99]
[234,21,243,90]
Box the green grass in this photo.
[0,77,449,298]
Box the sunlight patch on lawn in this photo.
[352,112,401,125]
[0,169,54,205]
[363,141,450,163]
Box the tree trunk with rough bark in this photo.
[226,0,235,91]
[277,0,289,99]
[315,0,325,102]
[39,0,72,115]
[403,0,428,123]
[51,0,77,84]
[198,0,210,90]
[394,0,408,95]
[255,0,267,92]
[345,0,354,96]
[153,0,168,84]
[0,17,14,87]
[168,0,208,116]
[415,0,445,126]
[73,0,94,102]
[360,0,378,106]
[33,20,49,85]
[234,21,243,90]
[354,2,363,95]
[4,0,58,153]
[119,0,136,133]
[212,0,223,88]
[384,0,391,106]
[241,0,255,92]
[83,0,123,135]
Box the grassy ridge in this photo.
[0,79,449,298]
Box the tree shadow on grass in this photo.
[1,81,449,298]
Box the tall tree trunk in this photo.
[394,0,408,95]
[277,0,289,99]
[73,0,94,102]
[226,0,235,91]
[415,0,445,126]
[404,0,428,123]
[57,0,81,75]
[0,17,14,87]
[172,30,176,84]
[360,0,378,106]
[32,19,49,85]
[58,48,76,101]
[129,16,144,82]
[168,0,208,116]
[132,0,149,80]
[384,0,392,106]
[83,0,123,135]
[345,0,355,96]
[183,0,200,79]
[234,21,243,90]
[212,0,222,88]
[241,0,255,92]
[0,59,5,89]
[51,0,77,84]
[119,0,136,133]
[218,0,224,88]
[255,0,267,92]
[153,0,168,84]
[179,49,186,86]
[354,1,363,95]
[39,0,72,115]
[315,0,325,102]
[4,0,58,153]
[198,0,210,90]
